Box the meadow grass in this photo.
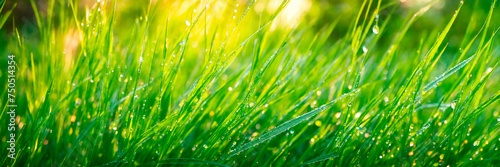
[1,0,500,166]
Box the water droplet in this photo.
[312,120,322,126]
[335,112,341,118]
[372,25,380,34]
[75,98,82,106]
[185,19,190,26]
[486,67,493,74]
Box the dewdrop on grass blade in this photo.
[355,112,361,118]
[486,67,493,74]
[372,25,379,34]
[372,14,380,34]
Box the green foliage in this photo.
[1,0,500,166]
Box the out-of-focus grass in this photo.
[1,0,500,166]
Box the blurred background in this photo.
[2,0,499,51]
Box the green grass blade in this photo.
[423,55,474,92]
[225,90,358,158]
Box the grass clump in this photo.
[1,0,500,166]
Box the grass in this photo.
[1,0,500,166]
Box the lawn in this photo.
[1,0,500,166]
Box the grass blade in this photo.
[423,55,474,92]
[225,90,358,158]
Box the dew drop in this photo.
[355,112,361,118]
[372,25,380,34]
[75,98,82,106]
[486,67,493,74]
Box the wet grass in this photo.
[1,0,500,166]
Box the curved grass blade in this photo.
[423,55,474,92]
[300,152,339,166]
[225,90,358,158]
[0,1,15,29]
[454,90,500,130]
[138,158,230,167]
